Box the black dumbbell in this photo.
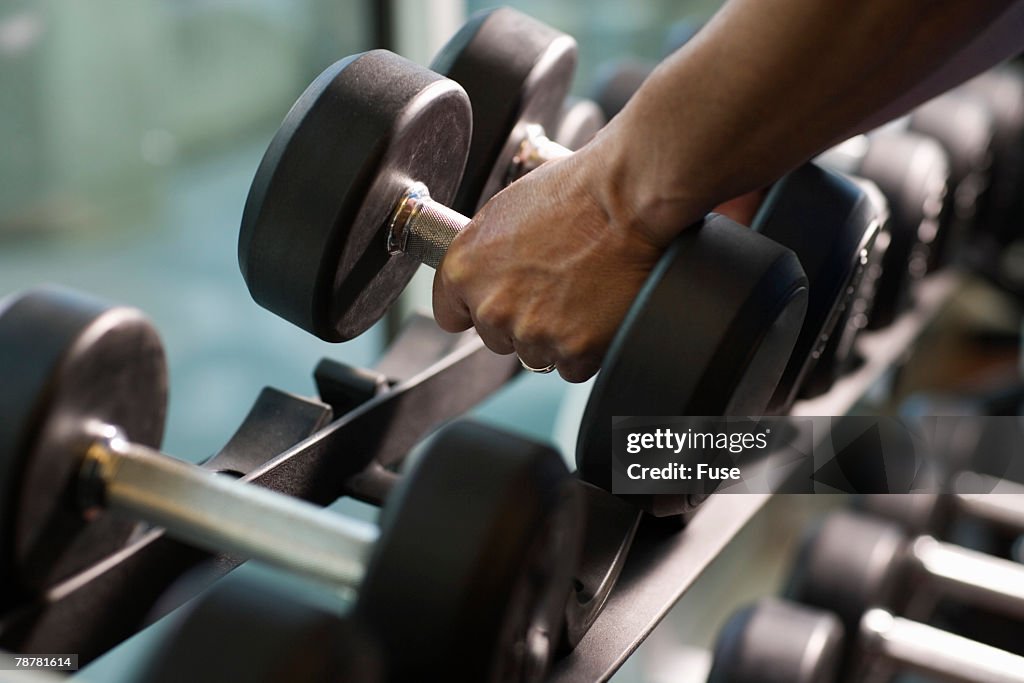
[743,166,880,412]
[437,10,881,413]
[429,7,578,215]
[893,92,996,269]
[237,48,808,501]
[707,599,844,683]
[431,9,606,202]
[708,598,1024,683]
[142,574,385,683]
[787,511,1024,650]
[0,287,583,681]
[799,177,891,398]
[858,434,1024,653]
[817,131,951,328]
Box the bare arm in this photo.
[596,0,1023,246]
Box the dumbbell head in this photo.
[238,50,472,341]
[800,177,890,398]
[554,97,606,151]
[858,132,950,327]
[908,92,995,268]
[707,599,844,683]
[590,59,653,121]
[752,164,880,412]
[357,420,583,682]
[0,287,167,598]
[817,132,951,329]
[786,511,907,638]
[144,575,385,683]
[575,215,809,513]
[430,7,577,214]
[911,93,994,188]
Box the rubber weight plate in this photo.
[239,50,472,341]
[431,7,577,214]
[753,163,879,413]
[144,575,383,683]
[576,215,808,511]
[357,420,583,682]
[0,287,166,600]
[707,599,844,683]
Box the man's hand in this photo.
[432,149,664,382]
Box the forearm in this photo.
[588,0,1021,246]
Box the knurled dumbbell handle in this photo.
[81,432,378,591]
[388,183,469,269]
[907,535,1024,621]
[388,126,571,268]
[860,609,1024,683]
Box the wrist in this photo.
[581,112,710,248]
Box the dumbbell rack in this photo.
[551,270,961,682]
[551,489,772,681]
[0,272,959,679]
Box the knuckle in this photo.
[475,296,514,330]
[557,334,598,362]
[512,310,556,348]
[513,326,545,348]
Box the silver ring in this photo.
[518,355,556,374]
